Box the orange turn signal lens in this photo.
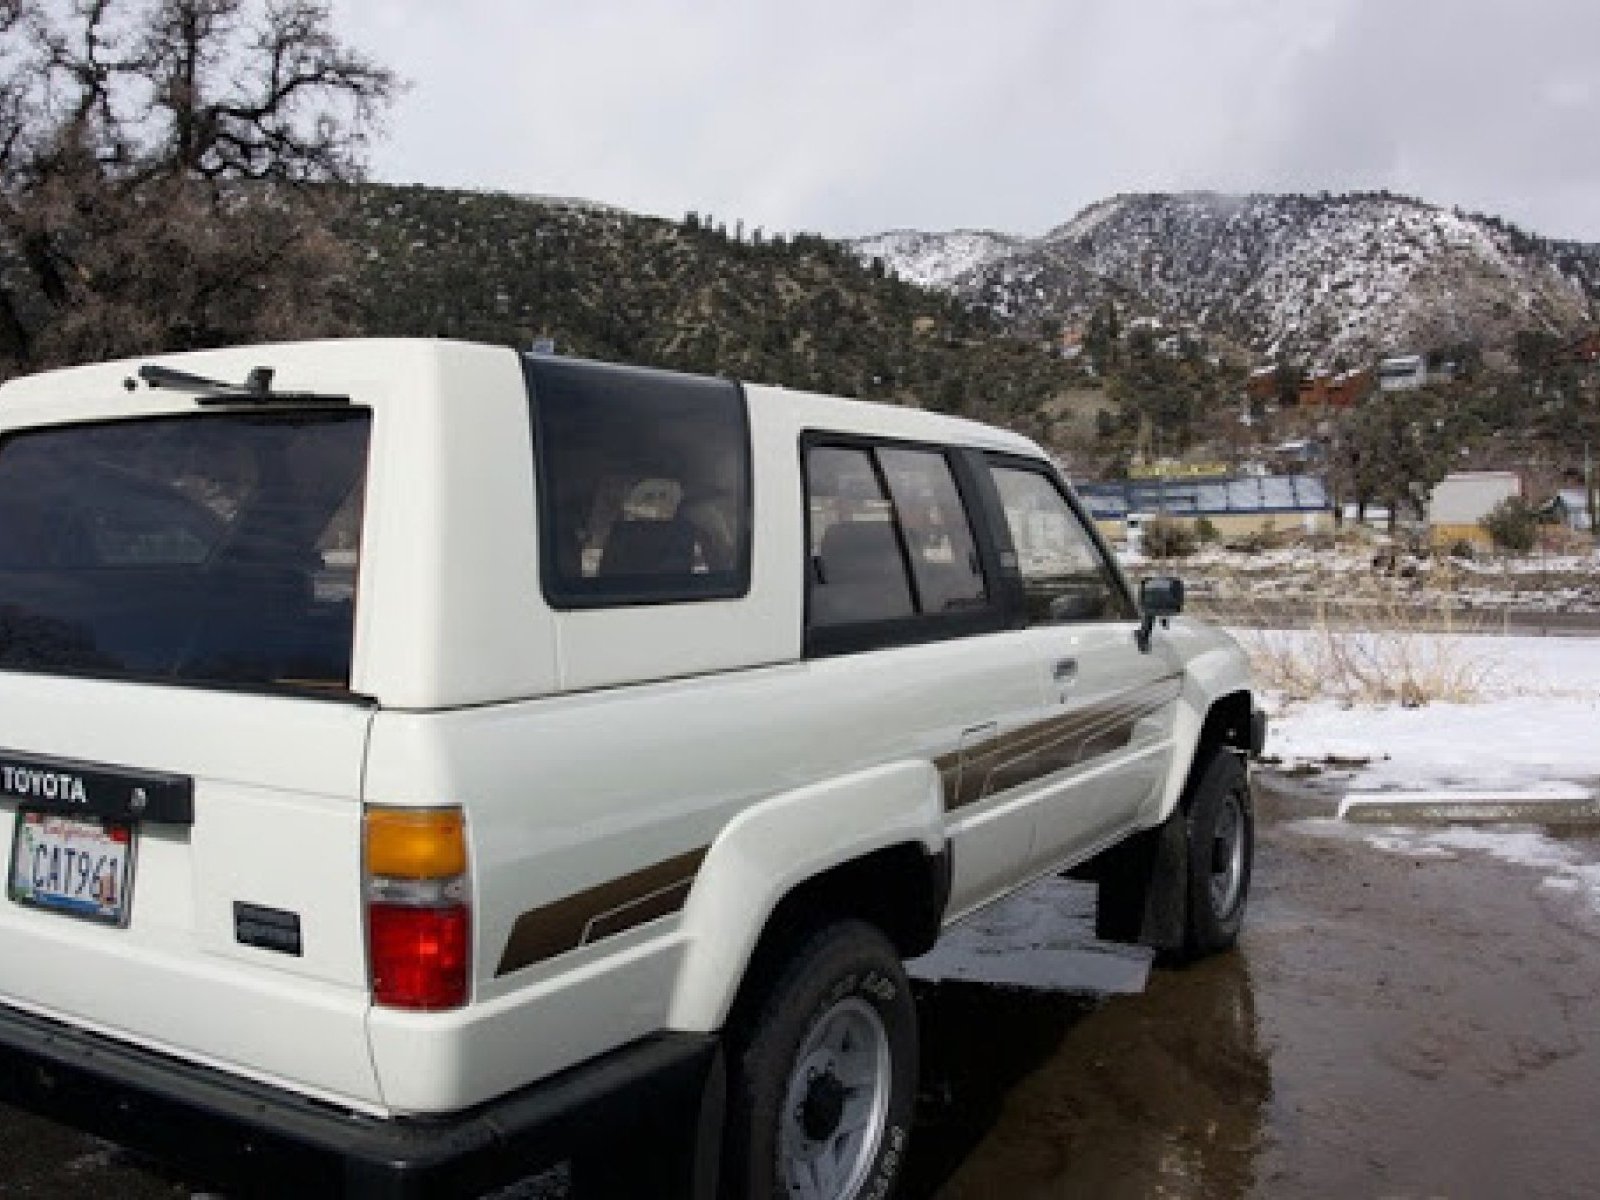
[365,806,467,879]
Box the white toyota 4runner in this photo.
[0,340,1263,1199]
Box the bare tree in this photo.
[0,0,396,373]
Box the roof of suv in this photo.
[0,339,1046,460]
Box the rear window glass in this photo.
[526,356,751,607]
[807,445,915,626]
[0,410,369,692]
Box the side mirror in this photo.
[1140,576,1185,616]
[1137,576,1184,652]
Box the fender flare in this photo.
[1150,642,1257,825]
[666,759,945,1032]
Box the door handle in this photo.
[1052,658,1079,683]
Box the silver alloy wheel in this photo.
[778,996,892,1200]
[1209,787,1247,918]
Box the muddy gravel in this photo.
[4,774,1599,1198]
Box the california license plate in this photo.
[8,810,134,926]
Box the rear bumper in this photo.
[0,1002,722,1198]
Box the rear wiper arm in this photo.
[133,364,349,406]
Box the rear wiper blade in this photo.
[133,364,349,406]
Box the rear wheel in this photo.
[723,920,916,1200]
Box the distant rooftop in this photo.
[1076,474,1331,519]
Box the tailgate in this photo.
[0,396,385,1109]
[0,674,380,1108]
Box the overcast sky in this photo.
[334,0,1600,243]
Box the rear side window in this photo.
[807,446,915,626]
[0,410,369,692]
[877,448,988,614]
[805,439,996,651]
[526,357,751,607]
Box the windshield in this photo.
[0,410,369,693]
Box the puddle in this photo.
[905,778,1600,1198]
[908,876,1152,995]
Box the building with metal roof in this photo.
[1076,474,1333,542]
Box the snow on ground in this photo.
[1252,631,1600,795]
[1259,629,1600,917]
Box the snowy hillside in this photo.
[852,228,1023,290]
[855,192,1600,360]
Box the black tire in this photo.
[1179,748,1253,959]
[723,920,917,1200]
[1094,747,1254,962]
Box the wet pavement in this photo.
[906,778,1600,1200]
[4,774,1600,1198]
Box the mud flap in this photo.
[571,1041,725,1198]
[1093,805,1189,954]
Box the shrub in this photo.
[1447,538,1476,560]
[1225,525,1279,555]
[1194,516,1219,543]
[1143,515,1197,558]
[1241,603,1493,708]
[1479,496,1538,554]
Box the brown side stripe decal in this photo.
[939,675,1182,811]
[496,678,1178,974]
[496,846,708,977]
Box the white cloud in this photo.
[334,0,1600,241]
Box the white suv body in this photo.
[0,340,1261,1197]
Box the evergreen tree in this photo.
[1340,390,1459,532]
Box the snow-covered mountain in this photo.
[852,229,1023,289]
[854,192,1600,361]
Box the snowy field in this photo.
[1251,628,1600,918]
[1249,630,1600,795]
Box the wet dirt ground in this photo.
[905,778,1600,1200]
[3,774,1599,1198]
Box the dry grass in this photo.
[1162,533,1588,706]
[1220,590,1498,708]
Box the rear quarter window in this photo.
[525,356,751,608]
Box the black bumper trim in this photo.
[0,1003,722,1198]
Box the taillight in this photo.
[368,905,469,1009]
[364,806,470,1010]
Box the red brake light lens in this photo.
[368,903,470,1010]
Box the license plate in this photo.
[8,810,135,926]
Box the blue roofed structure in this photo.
[1075,474,1334,539]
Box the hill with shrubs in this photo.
[338,184,1091,444]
